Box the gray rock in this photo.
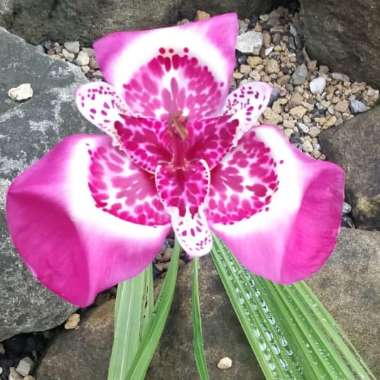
[308,228,380,377]
[0,0,272,44]
[319,106,380,229]
[146,257,264,379]
[300,0,380,88]
[36,300,115,380]
[0,28,96,341]
[237,30,263,55]
[36,231,380,379]
[291,63,308,85]
[349,99,369,114]
[37,257,264,380]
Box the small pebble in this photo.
[9,368,23,380]
[195,10,210,20]
[247,56,262,67]
[16,357,34,376]
[265,59,280,74]
[342,202,352,214]
[64,313,80,330]
[302,140,314,153]
[75,51,90,66]
[63,41,80,54]
[8,83,33,101]
[292,64,308,85]
[0,367,2,375]
[309,126,321,137]
[334,100,349,113]
[217,357,233,370]
[331,72,350,82]
[290,105,308,119]
[309,77,326,94]
[349,99,369,114]
[237,31,263,55]
[0,342,5,354]
[62,48,75,61]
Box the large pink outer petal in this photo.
[6,135,170,306]
[94,13,238,117]
[210,125,345,284]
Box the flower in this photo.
[6,14,344,307]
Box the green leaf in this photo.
[211,237,375,380]
[192,257,210,380]
[125,239,181,380]
[108,265,153,379]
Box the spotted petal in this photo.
[208,125,344,284]
[6,135,170,306]
[76,82,128,145]
[185,115,239,169]
[155,160,212,256]
[223,81,272,142]
[114,116,171,172]
[94,13,238,120]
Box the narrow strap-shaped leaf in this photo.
[125,239,181,380]
[192,257,210,380]
[211,237,302,379]
[108,266,153,380]
[140,266,154,339]
[211,237,375,380]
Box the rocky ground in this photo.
[0,5,379,380]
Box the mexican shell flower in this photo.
[6,14,344,306]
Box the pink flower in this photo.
[6,14,344,307]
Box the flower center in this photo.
[169,111,189,168]
[170,111,188,140]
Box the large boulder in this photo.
[319,106,380,230]
[0,28,95,341]
[0,0,272,44]
[300,0,380,88]
[36,228,380,378]
[146,256,264,380]
[36,300,115,380]
[308,228,380,377]
[36,258,265,379]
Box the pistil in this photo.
[169,111,189,167]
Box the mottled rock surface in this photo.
[308,228,380,377]
[36,301,115,380]
[36,257,264,379]
[0,0,272,44]
[0,28,95,341]
[35,228,379,378]
[146,256,264,380]
[319,106,380,229]
[300,0,380,88]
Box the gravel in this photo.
[15,357,34,376]
[350,99,369,114]
[63,41,80,54]
[236,31,263,54]
[231,7,378,159]
[292,63,308,85]
[309,76,326,94]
